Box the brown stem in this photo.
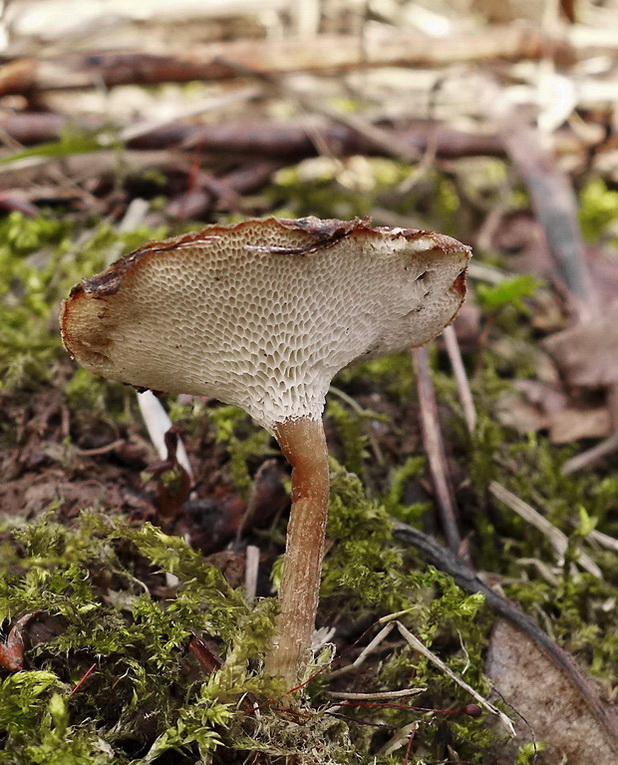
[265,417,330,691]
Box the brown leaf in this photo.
[486,619,618,763]
[548,406,611,443]
[544,302,618,388]
[497,392,550,433]
[0,613,37,671]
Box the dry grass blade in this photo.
[395,621,516,737]
[327,688,425,701]
[488,480,602,578]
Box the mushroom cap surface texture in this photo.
[62,217,471,432]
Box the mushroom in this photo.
[61,216,470,690]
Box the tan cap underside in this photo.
[62,217,470,432]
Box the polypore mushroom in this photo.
[61,216,470,690]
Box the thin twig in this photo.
[442,325,476,435]
[396,621,516,736]
[244,545,260,604]
[74,438,125,457]
[412,345,464,559]
[328,688,425,701]
[329,622,396,679]
[489,480,602,578]
[119,86,263,143]
[588,529,618,554]
[561,429,618,475]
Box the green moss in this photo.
[64,367,127,418]
[476,275,542,315]
[0,511,279,763]
[335,350,414,404]
[270,157,411,220]
[382,455,430,525]
[208,406,273,499]
[579,178,618,242]
[325,400,368,479]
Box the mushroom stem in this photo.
[265,416,330,691]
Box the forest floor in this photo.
[1,2,618,764]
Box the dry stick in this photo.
[588,528,618,554]
[264,418,330,692]
[561,429,618,475]
[488,480,601,578]
[328,688,424,701]
[0,25,570,96]
[118,86,263,143]
[206,56,424,167]
[2,112,601,162]
[442,325,476,435]
[396,621,515,736]
[497,116,599,322]
[391,519,618,750]
[329,622,396,679]
[0,149,183,188]
[412,345,464,558]
[244,545,260,604]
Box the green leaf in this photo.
[477,275,542,314]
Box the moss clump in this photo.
[579,177,618,242]
[0,471,501,763]
[208,406,274,499]
[0,511,278,763]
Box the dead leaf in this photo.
[497,381,566,436]
[548,406,611,443]
[497,392,549,433]
[486,619,618,763]
[0,613,37,671]
[544,302,618,388]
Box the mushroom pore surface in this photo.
[62,217,470,432]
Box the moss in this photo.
[0,511,275,763]
[208,406,274,499]
[270,157,411,221]
[579,177,618,242]
[64,368,127,418]
[0,463,497,762]
[325,400,368,479]
[335,350,415,404]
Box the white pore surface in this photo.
[65,219,469,432]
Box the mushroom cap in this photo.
[62,217,470,432]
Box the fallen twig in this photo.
[392,519,618,751]
[488,480,602,577]
[0,25,574,96]
[561,429,618,475]
[412,345,465,559]
[328,688,424,701]
[442,325,476,435]
[395,620,516,736]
